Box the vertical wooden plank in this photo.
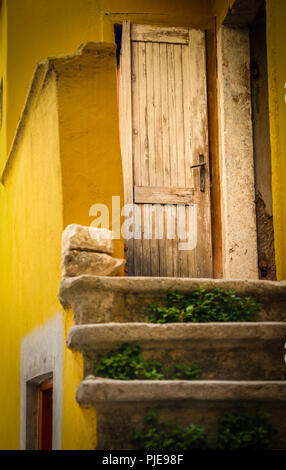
[174,45,186,189]
[142,203,153,275]
[132,41,141,188]
[120,21,133,203]
[160,43,171,188]
[174,44,189,277]
[131,41,142,276]
[167,44,179,277]
[145,42,155,276]
[138,42,152,276]
[188,29,213,277]
[182,43,196,277]
[166,44,178,188]
[153,42,164,187]
[120,21,134,275]
[206,29,223,278]
[160,43,173,276]
[153,42,167,276]
[146,42,159,275]
[138,42,149,188]
[146,42,156,187]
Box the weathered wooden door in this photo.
[118,22,213,277]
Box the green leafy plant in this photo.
[165,363,201,381]
[147,288,261,324]
[216,408,277,450]
[94,343,201,381]
[132,409,208,450]
[132,408,277,451]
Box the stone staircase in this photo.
[59,275,286,450]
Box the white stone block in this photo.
[62,250,125,277]
[62,224,114,255]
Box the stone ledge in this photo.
[59,275,286,324]
[67,322,286,351]
[60,275,286,298]
[76,379,286,406]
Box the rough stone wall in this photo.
[255,194,276,280]
[217,25,258,279]
[61,225,125,277]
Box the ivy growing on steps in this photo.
[216,408,277,450]
[132,409,208,450]
[132,408,277,450]
[147,288,261,323]
[94,343,201,381]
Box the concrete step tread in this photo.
[60,275,286,305]
[67,322,286,351]
[59,275,286,325]
[77,379,286,406]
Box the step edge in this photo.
[67,322,286,351]
[59,275,286,308]
[76,379,286,405]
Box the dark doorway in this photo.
[38,378,53,450]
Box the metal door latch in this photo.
[191,154,206,192]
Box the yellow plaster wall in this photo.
[51,43,125,448]
[1,0,102,173]
[0,41,125,449]
[212,0,235,28]
[62,308,98,450]
[0,69,63,449]
[52,43,124,256]
[266,0,286,280]
[100,0,213,40]
[0,1,7,164]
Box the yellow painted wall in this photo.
[0,68,63,449]
[213,0,286,279]
[266,0,286,280]
[2,0,102,173]
[0,39,125,449]
[52,42,125,448]
[0,1,7,163]
[212,0,235,28]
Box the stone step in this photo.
[59,275,286,324]
[76,378,286,449]
[67,322,286,381]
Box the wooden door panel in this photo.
[119,22,213,278]
[131,24,190,44]
[134,186,196,205]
